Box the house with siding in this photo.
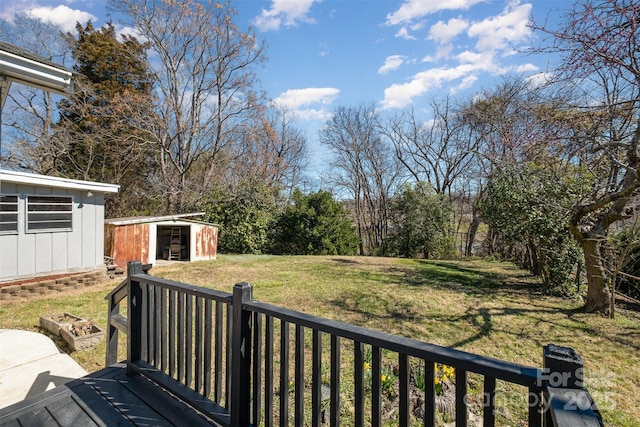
[0,169,119,282]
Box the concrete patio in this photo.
[0,329,87,408]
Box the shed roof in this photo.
[0,169,120,193]
[105,213,217,226]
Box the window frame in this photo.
[26,195,73,233]
[0,194,19,235]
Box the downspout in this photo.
[0,77,10,187]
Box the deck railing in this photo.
[106,261,604,427]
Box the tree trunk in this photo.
[581,238,611,314]
[465,206,480,257]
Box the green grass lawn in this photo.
[1,255,638,426]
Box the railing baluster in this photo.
[312,329,322,427]
[160,287,168,373]
[153,283,161,367]
[330,335,340,427]
[214,300,223,403]
[455,368,468,427]
[168,289,176,379]
[354,341,364,427]
[371,346,381,427]
[280,320,290,427]
[529,387,542,427]
[264,315,274,427]
[424,360,435,427]
[399,353,409,427]
[148,284,156,366]
[252,312,263,426]
[484,376,496,427]
[186,294,193,388]
[195,296,203,394]
[177,291,185,384]
[204,298,212,398]
[295,324,304,427]
[141,281,149,363]
[225,302,232,408]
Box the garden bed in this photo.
[39,312,104,351]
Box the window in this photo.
[27,195,73,232]
[0,195,18,234]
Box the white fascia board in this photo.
[105,213,208,226]
[0,49,73,96]
[0,169,119,193]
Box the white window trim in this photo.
[0,194,19,235]
[26,195,73,233]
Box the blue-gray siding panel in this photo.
[0,183,106,281]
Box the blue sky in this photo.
[0,0,567,175]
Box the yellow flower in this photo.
[364,362,370,370]
[381,374,387,383]
[435,377,441,385]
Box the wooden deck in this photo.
[0,363,227,427]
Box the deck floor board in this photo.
[0,364,224,426]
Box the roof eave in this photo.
[0,48,74,96]
[0,170,120,194]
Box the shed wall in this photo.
[192,223,218,261]
[105,223,151,269]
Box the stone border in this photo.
[0,270,107,302]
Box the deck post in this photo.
[231,282,253,427]
[106,291,119,367]
[127,261,144,376]
[542,344,603,427]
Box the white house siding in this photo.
[0,172,116,282]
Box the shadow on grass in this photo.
[327,259,640,353]
[401,260,542,298]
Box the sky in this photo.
[0,0,569,178]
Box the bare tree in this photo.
[320,104,402,254]
[383,98,485,256]
[384,98,479,196]
[0,16,69,171]
[109,0,267,213]
[533,0,640,314]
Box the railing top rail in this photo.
[105,278,127,301]
[130,273,233,303]
[245,299,542,388]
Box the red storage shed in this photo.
[104,213,218,269]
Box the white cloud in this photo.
[395,27,416,40]
[26,5,97,33]
[116,25,146,42]
[514,63,539,73]
[525,72,553,88]
[467,2,532,52]
[378,55,406,75]
[381,54,513,109]
[381,1,538,109]
[273,87,340,120]
[451,75,478,93]
[386,0,485,26]
[252,0,321,32]
[428,18,469,45]
[456,50,495,69]
[381,65,476,109]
